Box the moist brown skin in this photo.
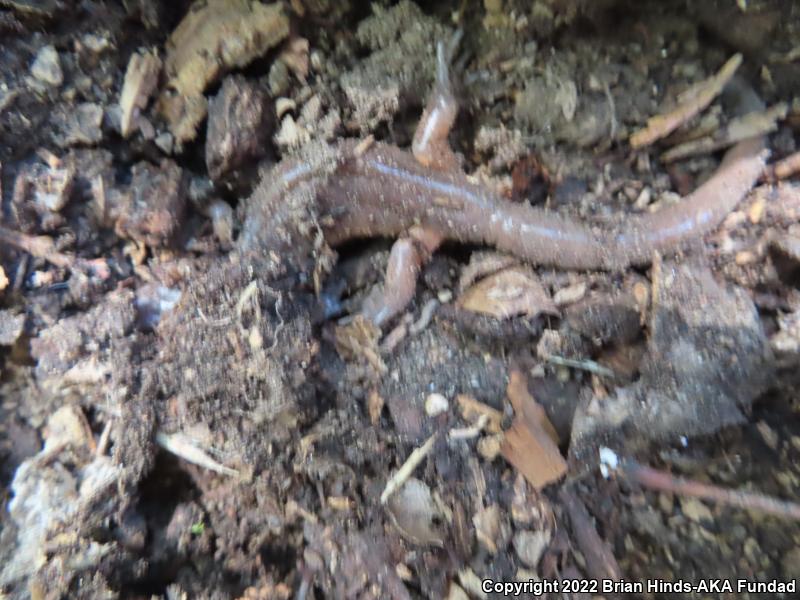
[241,45,768,323]
[319,136,767,270]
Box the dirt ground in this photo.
[1,0,800,598]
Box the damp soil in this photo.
[1,1,800,598]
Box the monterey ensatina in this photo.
[242,44,768,326]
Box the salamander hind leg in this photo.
[412,38,461,171]
[363,37,461,327]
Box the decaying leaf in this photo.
[385,477,446,546]
[458,266,557,320]
[458,251,518,291]
[501,371,567,490]
[157,0,289,144]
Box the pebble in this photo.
[513,530,550,568]
[680,497,712,522]
[425,393,448,417]
[30,45,63,87]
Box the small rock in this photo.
[56,102,104,146]
[154,131,174,155]
[30,44,63,87]
[680,497,713,522]
[477,434,503,460]
[446,583,470,600]
[267,59,291,96]
[565,293,641,346]
[0,310,25,346]
[512,529,550,568]
[424,392,448,417]
[743,537,760,565]
[274,114,309,149]
[385,478,446,546]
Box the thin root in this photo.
[619,459,800,521]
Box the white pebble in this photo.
[31,45,63,87]
[425,393,449,417]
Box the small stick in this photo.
[619,459,800,521]
[544,354,616,378]
[448,413,489,440]
[155,430,240,477]
[0,225,75,269]
[380,432,437,504]
[559,487,622,581]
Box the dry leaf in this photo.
[458,251,518,291]
[458,267,557,320]
[501,371,567,490]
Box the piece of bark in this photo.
[501,371,567,490]
[119,49,162,138]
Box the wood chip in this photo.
[500,371,567,490]
[661,102,786,163]
[119,49,162,138]
[367,389,384,425]
[630,53,742,149]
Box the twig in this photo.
[380,432,437,504]
[448,413,489,440]
[559,486,622,581]
[619,459,800,521]
[0,225,75,268]
[544,354,616,378]
[155,430,240,477]
[631,53,742,148]
[409,298,439,335]
[661,102,787,163]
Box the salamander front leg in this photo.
[364,40,461,327]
